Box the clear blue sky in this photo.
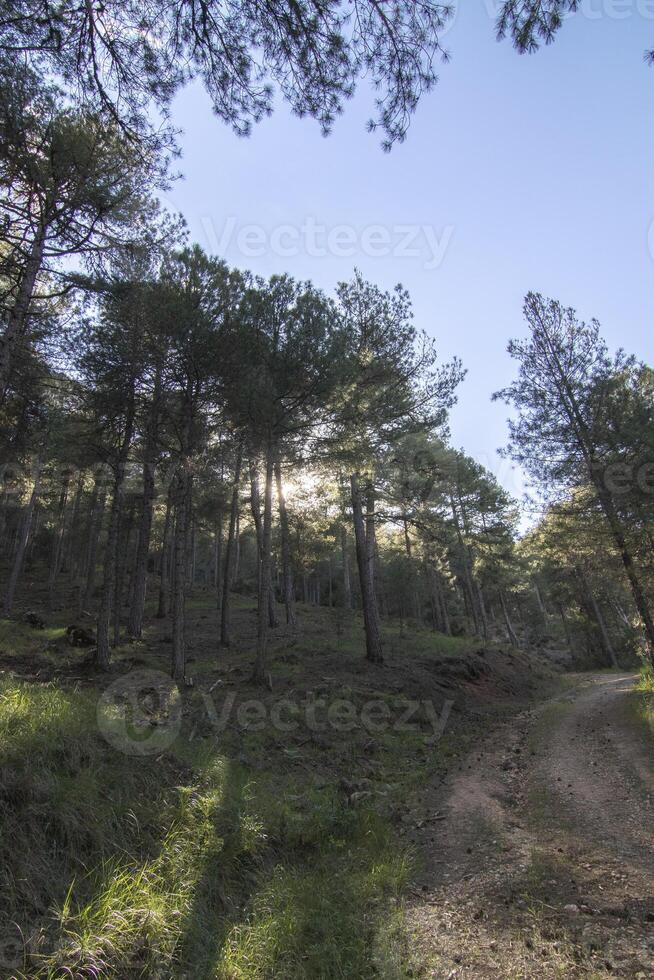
[165,2,654,501]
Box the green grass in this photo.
[627,664,654,748]
[0,638,419,978]
[635,663,654,695]
[0,618,67,658]
[0,601,542,979]
[0,673,414,978]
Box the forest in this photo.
[1,2,654,978]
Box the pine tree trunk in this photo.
[171,468,192,681]
[251,461,276,626]
[213,511,223,595]
[128,458,156,638]
[63,471,85,590]
[189,519,196,588]
[63,472,84,573]
[476,581,489,642]
[450,497,481,636]
[274,456,296,627]
[112,514,124,646]
[376,554,389,617]
[533,580,547,617]
[558,602,573,652]
[429,565,442,633]
[113,494,136,646]
[429,565,449,635]
[234,512,241,580]
[0,488,9,554]
[156,480,174,619]
[252,446,274,684]
[47,472,70,609]
[436,574,451,636]
[171,468,188,681]
[0,229,46,402]
[351,473,383,663]
[591,592,618,668]
[76,474,99,614]
[429,587,439,632]
[3,460,41,615]
[499,590,520,648]
[341,524,352,609]
[612,599,631,628]
[578,566,618,668]
[250,460,262,589]
[268,584,278,627]
[596,488,654,662]
[402,516,421,621]
[220,443,243,647]
[80,475,106,615]
[95,409,135,668]
[95,474,123,668]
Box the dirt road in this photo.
[406,674,654,978]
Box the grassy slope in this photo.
[0,591,555,979]
[628,665,654,746]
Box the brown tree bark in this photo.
[578,566,618,668]
[80,473,106,615]
[95,407,135,668]
[596,487,654,661]
[3,459,41,615]
[213,510,223,595]
[558,602,573,652]
[274,455,296,627]
[171,466,192,681]
[47,471,71,610]
[250,461,278,627]
[351,473,383,663]
[95,473,124,668]
[341,524,352,609]
[476,581,489,642]
[429,563,451,636]
[220,442,243,646]
[252,446,274,684]
[0,229,45,403]
[156,480,174,619]
[436,572,451,636]
[128,364,163,637]
[62,471,85,584]
[450,498,480,636]
[113,493,136,646]
[127,459,156,638]
[499,590,520,648]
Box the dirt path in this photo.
[406,674,654,978]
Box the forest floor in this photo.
[406,672,654,978]
[0,586,651,978]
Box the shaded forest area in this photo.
[2,0,653,677]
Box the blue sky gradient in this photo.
[165,2,654,500]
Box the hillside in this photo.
[0,589,558,978]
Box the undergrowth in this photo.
[0,674,414,978]
[0,602,539,979]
